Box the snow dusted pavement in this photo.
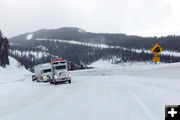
[0,63,180,120]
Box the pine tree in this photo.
[0,30,9,67]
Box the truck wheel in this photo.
[52,79,57,85]
[68,80,71,84]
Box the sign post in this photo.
[150,43,163,64]
[152,56,160,64]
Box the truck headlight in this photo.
[68,73,71,77]
[54,75,58,79]
[43,76,47,79]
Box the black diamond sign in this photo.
[165,105,180,120]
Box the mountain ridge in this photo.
[9,27,180,70]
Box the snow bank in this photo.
[83,59,180,79]
[88,59,154,69]
[88,59,120,69]
[0,57,30,83]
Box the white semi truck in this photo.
[50,58,71,85]
[33,58,71,85]
[33,63,52,82]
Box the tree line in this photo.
[10,40,180,70]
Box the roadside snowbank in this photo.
[85,58,180,79]
[88,59,157,69]
[0,57,30,83]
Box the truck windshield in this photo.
[43,69,51,73]
[55,65,66,70]
[52,62,59,65]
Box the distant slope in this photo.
[9,27,180,70]
[9,27,180,51]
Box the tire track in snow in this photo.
[0,79,26,84]
[0,77,61,117]
[124,79,180,94]
[129,91,159,120]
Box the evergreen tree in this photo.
[0,30,9,67]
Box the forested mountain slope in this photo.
[9,27,180,70]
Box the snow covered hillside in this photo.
[0,57,30,83]
[10,50,51,60]
[9,27,180,71]
[36,38,180,57]
[0,61,180,120]
[26,33,33,40]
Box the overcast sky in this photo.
[0,0,180,38]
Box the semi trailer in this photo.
[33,63,52,82]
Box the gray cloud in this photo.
[0,0,179,37]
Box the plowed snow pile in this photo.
[0,57,30,83]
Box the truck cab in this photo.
[50,59,71,85]
[41,68,52,82]
[34,63,52,82]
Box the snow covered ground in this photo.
[0,58,180,120]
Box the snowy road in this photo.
[0,63,180,120]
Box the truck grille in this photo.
[59,73,66,77]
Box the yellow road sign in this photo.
[150,43,163,56]
[153,57,160,62]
